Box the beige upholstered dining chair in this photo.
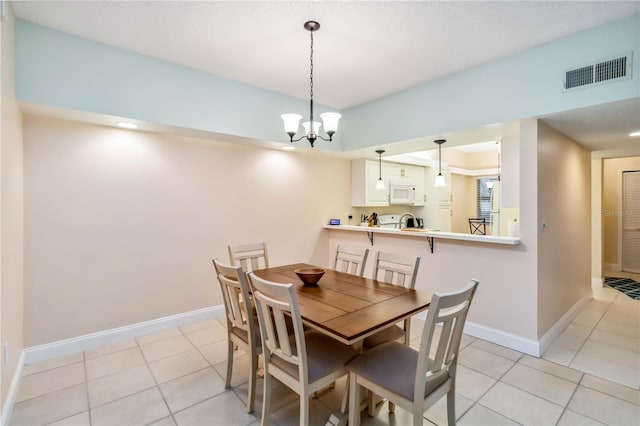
[334,244,370,277]
[347,280,479,426]
[363,251,421,348]
[212,259,261,413]
[228,242,269,272]
[247,272,358,426]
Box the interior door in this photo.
[622,171,640,273]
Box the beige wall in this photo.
[1,5,25,411]
[443,150,498,170]
[603,157,640,269]
[326,229,539,341]
[23,116,352,346]
[536,122,591,335]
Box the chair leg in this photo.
[404,319,411,345]
[413,408,423,426]
[262,372,272,426]
[340,376,349,414]
[348,373,360,426]
[247,353,258,413]
[300,394,309,426]
[388,400,395,413]
[446,390,456,425]
[225,339,234,388]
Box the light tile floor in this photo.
[9,281,640,426]
[542,271,640,390]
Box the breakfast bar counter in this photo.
[323,224,520,248]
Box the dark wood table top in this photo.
[252,263,432,345]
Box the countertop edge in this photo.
[323,225,520,245]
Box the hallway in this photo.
[543,272,640,390]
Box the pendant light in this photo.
[281,21,341,148]
[375,150,386,190]
[487,139,501,189]
[433,139,447,187]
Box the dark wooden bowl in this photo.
[294,268,325,286]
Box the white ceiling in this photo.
[12,1,640,156]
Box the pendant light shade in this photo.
[281,21,341,147]
[375,149,386,191]
[434,174,446,187]
[433,139,447,188]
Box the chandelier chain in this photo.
[309,30,314,102]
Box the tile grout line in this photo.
[142,327,181,425]
[518,355,584,384]
[79,327,234,419]
[564,288,617,367]
[463,350,583,425]
[557,372,625,426]
[551,369,584,426]
[458,350,524,425]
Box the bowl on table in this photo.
[294,268,325,286]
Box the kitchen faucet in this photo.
[398,212,416,229]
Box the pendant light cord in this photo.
[309,29,314,126]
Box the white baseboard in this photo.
[24,305,225,365]
[592,277,603,287]
[413,311,540,356]
[462,322,541,356]
[414,291,592,358]
[537,291,593,356]
[1,350,25,426]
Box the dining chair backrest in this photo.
[334,244,370,277]
[346,279,479,426]
[373,251,421,288]
[416,279,479,393]
[247,273,307,384]
[468,218,487,235]
[247,272,358,425]
[212,259,261,413]
[213,259,257,339]
[228,242,269,272]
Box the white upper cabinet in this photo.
[351,159,389,207]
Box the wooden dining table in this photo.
[252,262,432,346]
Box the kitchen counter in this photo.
[323,224,520,248]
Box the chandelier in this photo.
[281,21,341,148]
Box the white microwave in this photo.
[389,182,416,205]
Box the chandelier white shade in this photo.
[281,114,302,134]
[281,21,341,147]
[319,112,341,134]
[302,120,321,136]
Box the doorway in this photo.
[622,170,640,273]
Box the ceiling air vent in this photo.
[564,52,632,91]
